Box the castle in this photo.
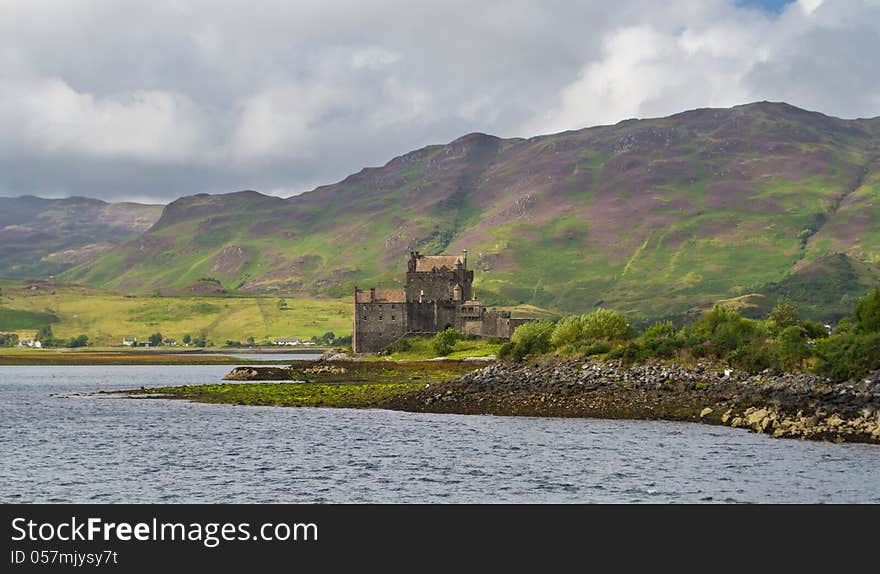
[352,250,530,353]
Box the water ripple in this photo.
[1,365,879,503]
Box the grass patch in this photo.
[0,307,58,330]
[127,382,425,408]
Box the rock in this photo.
[700,407,714,418]
[746,408,769,427]
[721,409,734,424]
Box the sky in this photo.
[1,0,878,203]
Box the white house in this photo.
[122,337,137,346]
[17,339,42,348]
[273,337,302,346]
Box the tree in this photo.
[35,324,56,347]
[67,334,89,348]
[321,331,336,344]
[432,328,460,356]
[277,298,288,311]
[182,334,192,345]
[246,336,255,345]
[770,298,800,331]
[148,332,163,346]
[0,333,18,347]
[777,326,809,370]
[855,287,880,333]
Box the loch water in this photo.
[2,364,879,503]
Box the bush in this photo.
[382,337,413,355]
[727,340,780,374]
[580,309,634,341]
[802,321,829,340]
[644,321,676,342]
[685,305,766,359]
[815,332,880,381]
[855,287,880,333]
[777,326,810,370]
[550,316,583,348]
[432,328,460,357]
[497,342,513,360]
[644,336,684,360]
[510,321,555,361]
[608,342,647,364]
[582,342,612,356]
[0,333,19,347]
[67,334,89,348]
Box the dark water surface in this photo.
[2,365,879,503]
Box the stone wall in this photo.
[404,268,473,302]
[353,301,407,353]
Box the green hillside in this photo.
[0,196,162,279]
[61,102,880,321]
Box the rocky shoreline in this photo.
[384,359,880,445]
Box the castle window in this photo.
[379,316,383,321]
[391,316,395,321]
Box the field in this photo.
[0,281,351,346]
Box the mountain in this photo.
[0,196,163,280]
[61,102,880,321]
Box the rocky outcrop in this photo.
[385,359,880,444]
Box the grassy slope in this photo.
[62,103,880,322]
[0,196,162,279]
[0,281,350,346]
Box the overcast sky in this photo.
[1,0,878,203]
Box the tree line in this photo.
[498,287,880,382]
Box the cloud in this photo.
[0,0,878,202]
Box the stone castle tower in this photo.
[352,250,528,353]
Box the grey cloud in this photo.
[0,0,877,203]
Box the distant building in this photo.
[353,250,531,353]
[274,337,302,346]
[163,338,177,346]
[122,337,137,346]
[17,339,42,349]
[303,340,316,346]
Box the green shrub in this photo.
[582,342,612,356]
[644,320,676,342]
[550,316,583,348]
[510,321,555,361]
[0,333,19,347]
[727,340,779,374]
[580,309,634,341]
[431,328,460,357]
[815,332,880,381]
[383,337,413,355]
[855,287,880,333]
[777,326,810,370]
[608,342,647,364]
[769,298,800,332]
[67,334,89,348]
